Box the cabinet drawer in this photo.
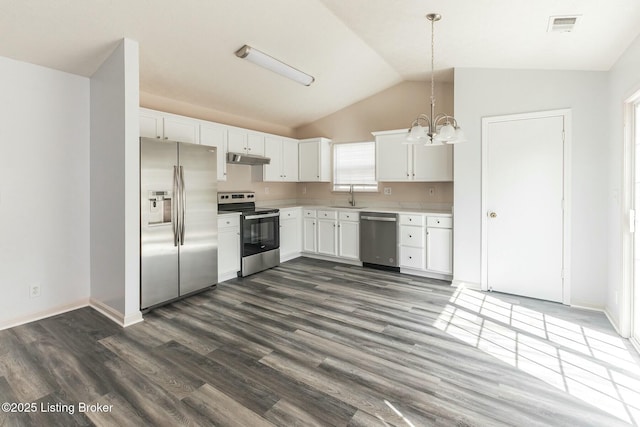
[218,215,240,229]
[317,210,338,219]
[280,209,300,220]
[400,246,426,269]
[427,216,452,228]
[338,211,359,221]
[400,214,425,226]
[400,226,426,248]
[303,209,317,218]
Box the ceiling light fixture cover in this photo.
[406,13,466,146]
[235,45,315,86]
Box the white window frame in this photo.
[332,141,378,192]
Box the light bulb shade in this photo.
[438,123,456,140]
[235,45,315,86]
[449,127,467,143]
[407,124,428,143]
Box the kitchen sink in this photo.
[328,206,366,209]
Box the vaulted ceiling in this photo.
[1,0,638,128]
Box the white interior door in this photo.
[485,114,565,302]
[634,103,640,345]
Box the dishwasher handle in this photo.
[361,215,397,222]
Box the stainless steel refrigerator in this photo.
[140,137,218,311]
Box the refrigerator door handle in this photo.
[179,165,186,245]
[172,165,179,246]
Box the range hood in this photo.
[226,152,271,166]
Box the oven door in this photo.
[242,212,280,257]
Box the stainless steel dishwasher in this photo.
[359,212,399,271]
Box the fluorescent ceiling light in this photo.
[235,45,315,86]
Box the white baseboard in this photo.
[451,279,482,290]
[89,299,143,328]
[603,307,625,337]
[571,304,605,312]
[0,298,90,331]
[281,252,301,263]
[218,271,239,283]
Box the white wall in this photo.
[0,56,90,329]
[454,68,609,308]
[606,33,640,332]
[90,39,142,326]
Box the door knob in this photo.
[489,212,497,218]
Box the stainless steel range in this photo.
[218,192,280,277]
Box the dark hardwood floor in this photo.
[1,258,639,426]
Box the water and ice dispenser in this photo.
[148,190,172,225]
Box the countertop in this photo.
[274,204,452,217]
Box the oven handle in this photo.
[244,212,280,220]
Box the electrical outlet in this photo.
[384,187,392,195]
[30,284,41,298]
[428,187,435,196]
[264,187,270,194]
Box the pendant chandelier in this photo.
[406,13,466,145]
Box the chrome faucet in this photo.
[349,184,355,206]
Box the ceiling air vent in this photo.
[547,15,580,33]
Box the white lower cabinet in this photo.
[426,217,453,274]
[400,246,425,270]
[280,208,302,261]
[218,214,240,281]
[399,216,426,269]
[302,209,360,264]
[282,207,451,276]
[302,212,317,253]
[338,211,359,260]
[317,210,338,256]
[399,214,453,279]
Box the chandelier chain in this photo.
[430,17,435,106]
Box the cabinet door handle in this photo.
[409,234,412,238]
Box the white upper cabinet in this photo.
[227,128,248,153]
[413,143,453,182]
[282,138,299,181]
[139,108,198,144]
[140,110,162,139]
[163,115,199,144]
[298,138,331,182]
[247,133,265,156]
[373,129,452,182]
[264,136,299,182]
[228,129,265,156]
[376,139,411,180]
[199,122,228,181]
